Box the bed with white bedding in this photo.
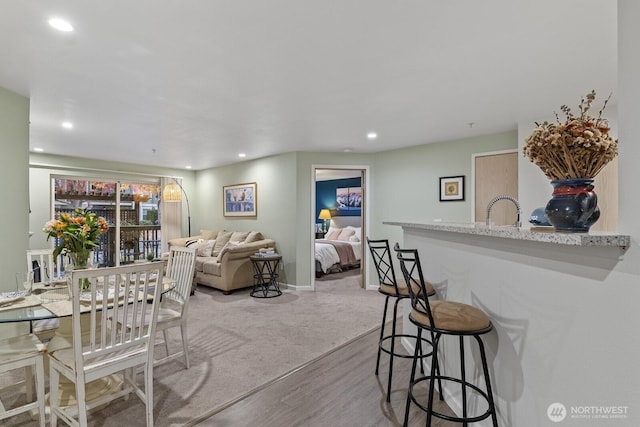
[315,225,362,276]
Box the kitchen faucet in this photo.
[485,195,521,228]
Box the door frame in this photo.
[310,164,370,291]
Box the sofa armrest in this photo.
[168,235,203,247]
[219,239,276,261]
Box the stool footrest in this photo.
[409,375,494,424]
[379,334,432,360]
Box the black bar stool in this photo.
[366,238,436,402]
[394,243,498,426]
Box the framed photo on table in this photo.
[223,182,257,217]
[439,176,465,201]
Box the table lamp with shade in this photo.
[318,209,332,233]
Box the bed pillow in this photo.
[337,229,355,241]
[326,228,342,240]
[345,226,362,242]
[324,225,342,239]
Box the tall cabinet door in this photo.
[475,152,518,226]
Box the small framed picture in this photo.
[223,182,257,217]
[439,176,465,201]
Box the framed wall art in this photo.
[439,175,465,201]
[223,182,257,217]
[336,187,362,212]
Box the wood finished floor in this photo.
[192,326,456,427]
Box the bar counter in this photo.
[384,221,633,426]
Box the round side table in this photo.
[249,254,283,298]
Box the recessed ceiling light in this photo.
[48,18,74,32]
[185,165,192,169]
[33,147,44,152]
[61,121,73,129]
[238,153,246,158]
[367,132,378,140]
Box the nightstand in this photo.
[315,232,325,239]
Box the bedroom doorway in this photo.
[312,166,368,291]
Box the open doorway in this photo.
[311,166,368,291]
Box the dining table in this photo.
[0,275,176,415]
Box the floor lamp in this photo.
[163,178,191,237]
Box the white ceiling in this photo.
[0,1,617,171]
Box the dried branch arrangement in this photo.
[523,90,618,180]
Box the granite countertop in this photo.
[383,221,630,248]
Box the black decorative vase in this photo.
[545,179,600,233]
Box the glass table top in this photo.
[0,277,176,324]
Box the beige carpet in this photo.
[6,273,382,426]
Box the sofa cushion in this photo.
[212,231,233,256]
[230,231,250,243]
[202,258,222,276]
[200,229,220,240]
[245,231,264,243]
[194,256,207,272]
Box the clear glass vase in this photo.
[68,249,92,290]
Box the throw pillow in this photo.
[193,239,216,257]
[244,231,264,243]
[212,231,233,257]
[349,235,360,242]
[185,238,199,247]
[337,229,355,241]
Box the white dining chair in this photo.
[48,262,164,427]
[155,246,196,368]
[26,249,68,341]
[0,334,46,427]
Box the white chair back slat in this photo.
[26,249,71,284]
[49,262,164,426]
[165,246,196,312]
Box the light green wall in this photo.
[192,133,517,289]
[370,130,517,252]
[0,86,29,293]
[294,152,374,286]
[26,124,516,291]
[29,153,196,250]
[194,152,298,283]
